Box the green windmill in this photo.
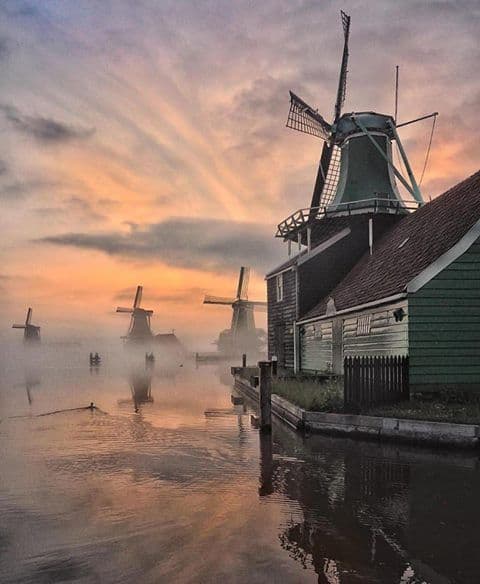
[277,10,437,243]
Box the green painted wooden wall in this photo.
[409,239,480,390]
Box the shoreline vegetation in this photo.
[243,369,480,426]
[273,378,344,413]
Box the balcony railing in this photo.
[276,198,421,239]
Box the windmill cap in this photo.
[334,111,395,144]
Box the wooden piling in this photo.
[271,356,278,377]
[258,361,272,433]
[242,353,247,368]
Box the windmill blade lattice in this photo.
[319,145,342,208]
[334,10,351,120]
[286,92,332,140]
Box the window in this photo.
[356,315,371,336]
[276,273,284,302]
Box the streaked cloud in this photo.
[39,218,283,272]
[0,178,57,201]
[1,104,94,144]
[0,0,478,338]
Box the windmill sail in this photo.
[334,10,351,122]
[310,10,350,212]
[286,92,332,140]
[285,12,350,215]
[133,286,143,309]
[236,266,250,300]
[204,295,236,305]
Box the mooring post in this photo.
[242,353,247,368]
[258,361,272,433]
[271,355,278,377]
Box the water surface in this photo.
[1,345,479,583]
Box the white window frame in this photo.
[276,273,284,302]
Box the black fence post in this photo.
[344,354,409,410]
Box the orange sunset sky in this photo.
[0,0,478,347]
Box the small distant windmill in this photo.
[12,308,41,343]
[204,267,267,355]
[116,286,154,343]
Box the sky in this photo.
[0,0,478,346]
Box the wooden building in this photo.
[266,10,480,392]
[267,171,480,392]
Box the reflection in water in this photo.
[130,370,153,412]
[267,424,480,583]
[259,432,274,497]
[1,350,480,583]
[14,372,41,405]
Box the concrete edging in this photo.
[233,375,480,448]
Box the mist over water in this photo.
[1,343,480,583]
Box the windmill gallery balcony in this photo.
[276,197,420,240]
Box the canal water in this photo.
[1,345,479,583]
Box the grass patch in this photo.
[272,377,343,412]
[367,399,480,425]
[239,367,480,425]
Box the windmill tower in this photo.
[116,286,154,343]
[277,10,435,244]
[204,267,267,355]
[12,308,41,343]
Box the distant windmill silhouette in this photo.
[204,267,267,355]
[12,308,41,343]
[116,286,154,342]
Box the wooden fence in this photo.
[344,355,409,410]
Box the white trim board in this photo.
[297,293,407,325]
[265,263,297,280]
[407,218,480,293]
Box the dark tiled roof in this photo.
[302,170,480,320]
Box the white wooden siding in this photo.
[299,321,333,372]
[342,301,408,357]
